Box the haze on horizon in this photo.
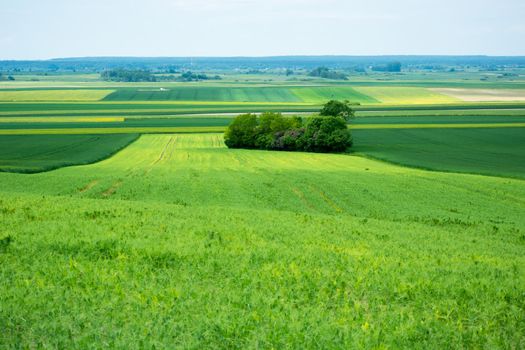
[1,0,524,60]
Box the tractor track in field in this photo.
[78,179,99,193]
[152,136,176,166]
[101,180,123,197]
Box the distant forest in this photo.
[1,56,525,73]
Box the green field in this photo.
[0,89,114,101]
[1,134,524,348]
[1,73,525,348]
[0,86,492,105]
[353,127,525,178]
[0,134,138,173]
[104,87,303,102]
[102,86,379,104]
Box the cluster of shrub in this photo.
[101,69,156,82]
[308,67,348,80]
[224,100,354,153]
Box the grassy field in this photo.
[1,75,525,347]
[0,134,524,348]
[0,134,138,173]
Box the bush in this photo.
[224,102,353,154]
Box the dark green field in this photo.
[353,127,525,178]
[10,86,378,104]
[103,87,303,102]
[0,134,138,173]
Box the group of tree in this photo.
[371,62,402,72]
[0,73,15,81]
[101,69,156,82]
[308,67,348,80]
[177,71,221,82]
[224,100,354,153]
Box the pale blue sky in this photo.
[1,0,524,59]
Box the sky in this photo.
[1,0,525,59]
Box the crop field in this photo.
[290,86,379,104]
[1,72,525,348]
[0,89,114,101]
[0,134,138,173]
[432,88,525,102]
[353,87,461,104]
[0,102,321,118]
[0,134,524,348]
[7,86,512,106]
[0,117,124,123]
[103,86,380,104]
[353,127,525,178]
[104,87,303,102]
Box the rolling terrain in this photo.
[1,69,525,348]
[1,134,524,348]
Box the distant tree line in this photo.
[177,71,221,82]
[0,73,15,81]
[100,69,221,82]
[308,67,348,80]
[371,62,402,72]
[224,100,354,153]
[101,69,156,82]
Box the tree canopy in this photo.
[308,67,348,80]
[177,71,221,82]
[224,101,354,153]
[101,69,156,82]
[320,100,355,121]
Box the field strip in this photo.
[0,107,321,117]
[431,88,525,102]
[350,123,525,130]
[2,123,525,135]
[0,100,315,106]
[0,90,115,102]
[0,126,227,135]
[0,117,124,123]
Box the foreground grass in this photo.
[0,134,524,348]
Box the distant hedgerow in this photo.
[224,100,353,153]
